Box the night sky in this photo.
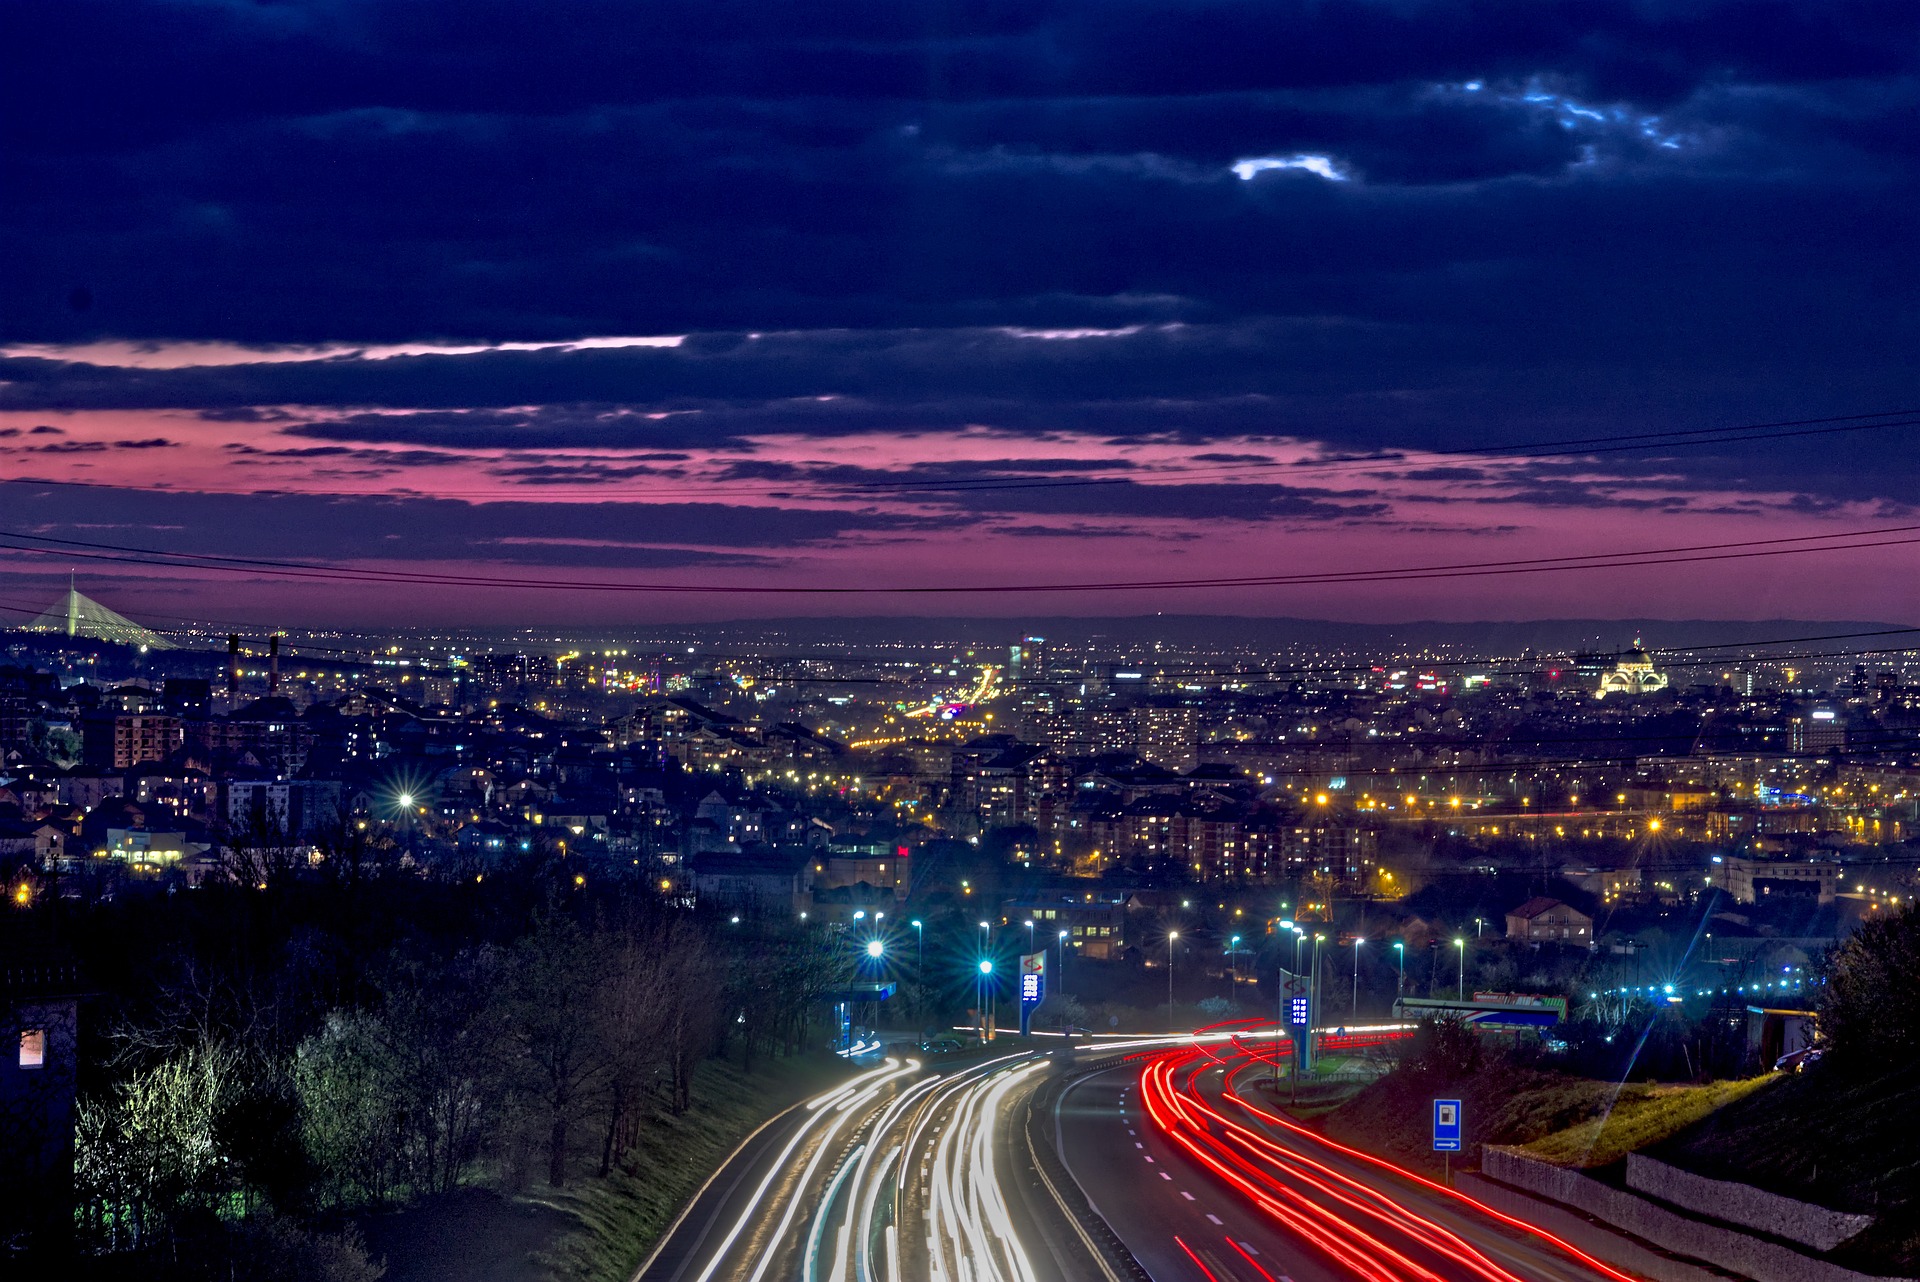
[3,2,1917,627]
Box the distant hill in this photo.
[593,616,1914,653]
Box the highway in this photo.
[632,1049,1111,1282]
[634,1030,1651,1282]
[1070,1041,1646,1282]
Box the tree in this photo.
[293,1010,410,1208]
[74,1040,242,1253]
[499,916,612,1187]
[1818,903,1920,1068]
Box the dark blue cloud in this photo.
[1,0,1916,515]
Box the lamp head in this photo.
[865,940,885,959]
[978,959,993,975]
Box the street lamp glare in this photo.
[865,940,885,959]
[978,959,994,975]
[853,910,866,920]
[911,920,922,928]
[397,792,413,808]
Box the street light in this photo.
[1312,933,1326,1040]
[1454,938,1466,1002]
[853,910,867,922]
[1352,936,1364,1017]
[977,957,995,1041]
[865,939,885,960]
[1229,935,1242,995]
[1394,941,1406,999]
[1024,918,1035,954]
[911,919,923,970]
[1167,931,1179,1030]
[1057,929,1069,998]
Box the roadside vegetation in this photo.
[36,850,861,1281]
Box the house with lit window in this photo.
[1504,896,1594,945]
[0,940,84,1250]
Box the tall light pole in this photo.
[1024,918,1035,955]
[1394,941,1406,1000]
[979,921,992,1033]
[1229,935,1242,996]
[1352,936,1364,1018]
[1057,929,1069,997]
[911,919,923,971]
[1167,931,1179,1030]
[1454,937,1466,1002]
[977,958,994,1040]
[1312,934,1325,1034]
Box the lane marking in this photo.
[1180,1191,1195,1201]
[1206,1214,1224,1225]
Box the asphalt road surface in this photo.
[1066,1045,1646,1282]
[632,1050,1113,1282]
[1057,1064,1348,1282]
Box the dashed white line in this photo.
[1205,1214,1224,1225]
[1179,1192,1195,1202]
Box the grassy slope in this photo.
[1651,1062,1920,1272]
[537,1051,853,1282]
[1319,1057,1772,1179]
[1521,1075,1776,1169]
[1320,1060,1625,1176]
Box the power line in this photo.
[2,517,1919,596]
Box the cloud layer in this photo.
[2,1,1916,624]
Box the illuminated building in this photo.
[1592,643,1668,699]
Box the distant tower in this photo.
[66,571,78,636]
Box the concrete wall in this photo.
[1626,1153,1873,1252]
[1483,1147,1911,1282]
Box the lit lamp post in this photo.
[1024,918,1035,955]
[1229,935,1242,995]
[1352,936,1364,1018]
[1057,929,1069,996]
[1312,933,1325,1037]
[1454,937,1467,1002]
[977,958,994,1041]
[979,921,993,1037]
[1394,941,1406,1000]
[911,919,923,971]
[1167,931,1179,1030]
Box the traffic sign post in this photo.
[1287,985,1311,1102]
[1433,1098,1463,1186]
[1018,951,1045,1036]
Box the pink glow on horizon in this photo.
[1,407,1912,627]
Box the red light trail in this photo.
[1137,1044,1642,1282]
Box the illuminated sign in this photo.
[1019,951,1045,1005]
[1289,995,1310,1026]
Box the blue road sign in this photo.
[1433,1099,1462,1152]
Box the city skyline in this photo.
[5,3,1919,626]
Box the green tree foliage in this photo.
[1818,902,1920,1067]
[63,868,832,1268]
[75,1040,242,1252]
